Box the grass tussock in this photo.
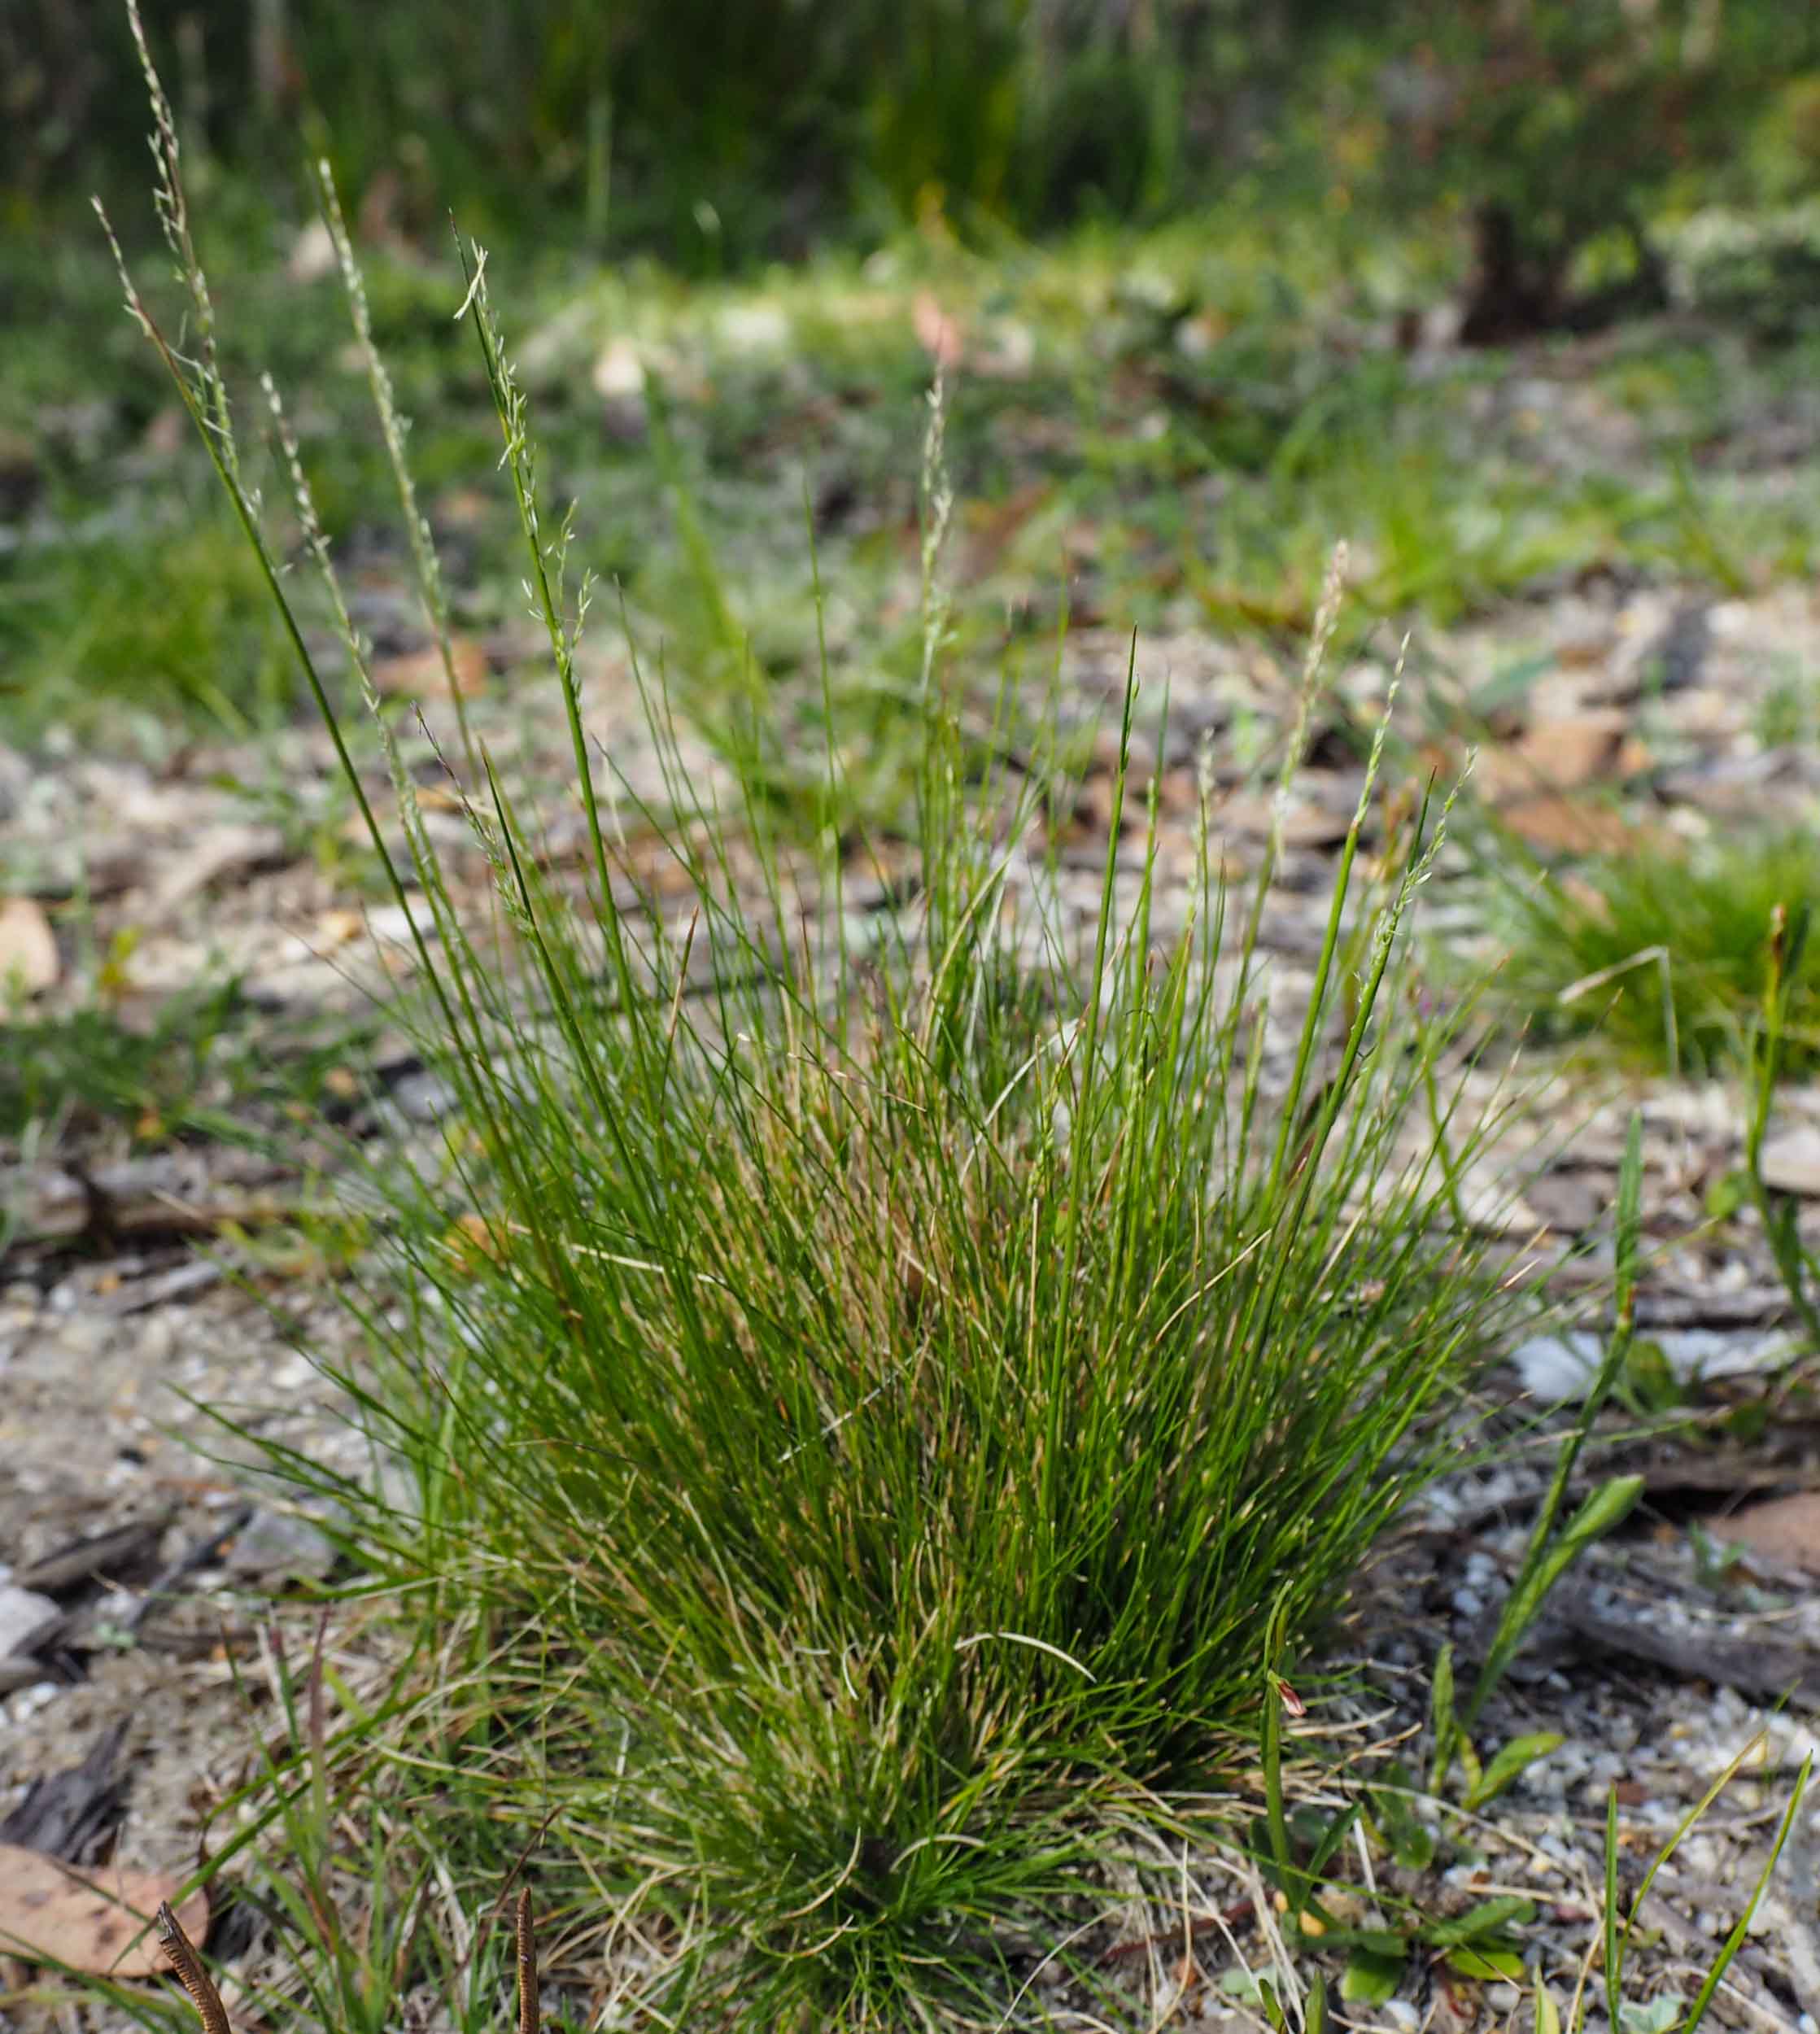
[102,9,1536,2024]
[1491,826,1820,1077]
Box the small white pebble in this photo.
[1380,2004,1419,2034]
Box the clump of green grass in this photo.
[1489,826,1820,1076]
[102,11,1537,2025]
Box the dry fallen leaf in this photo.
[0,897,59,997]
[1493,795,1641,858]
[371,632,488,701]
[0,1844,207,1977]
[1478,709,1633,800]
[433,485,491,530]
[1707,1491,1820,1575]
[962,481,1050,578]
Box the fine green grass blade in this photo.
[1681,1753,1811,2034]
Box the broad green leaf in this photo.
[1340,1947,1405,2005]
[1307,1801,1363,1878]
[1424,1895,1534,1948]
[1726,1399,1770,1443]
[1447,1945,1525,1982]
[1467,1732,1565,1809]
[1464,1120,1647,1734]
[1371,1786,1436,1872]
[1522,1474,1645,1613]
[1456,1731,1483,1801]
[1304,1970,1328,2034]
[1348,1928,1412,1958]
[1289,1805,1334,1848]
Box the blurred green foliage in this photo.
[7,0,1251,260]
[1360,2,1820,323]
[12,1,1820,273]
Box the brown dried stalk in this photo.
[515,1888,539,2034]
[156,1889,542,2034]
[155,1902,229,2034]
